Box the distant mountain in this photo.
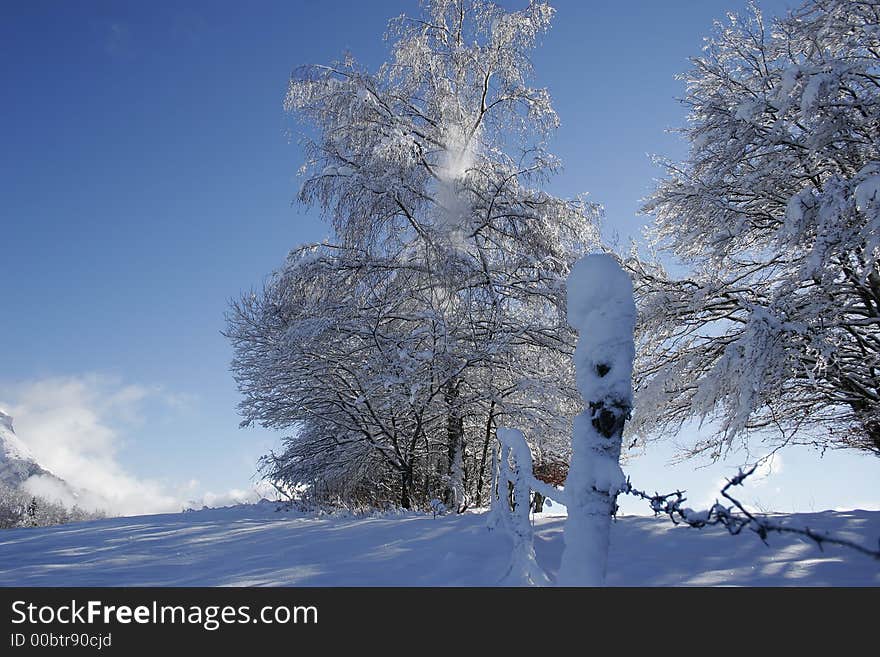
[0,410,69,492]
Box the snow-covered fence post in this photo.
[557,254,636,586]
[493,428,550,586]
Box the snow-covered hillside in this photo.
[0,411,34,464]
[0,410,65,491]
[0,504,876,586]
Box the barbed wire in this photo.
[623,464,880,561]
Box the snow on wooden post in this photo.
[557,254,636,587]
[493,428,550,586]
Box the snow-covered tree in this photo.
[226,0,600,509]
[630,0,880,458]
[0,484,104,529]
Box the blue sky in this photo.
[2,0,876,515]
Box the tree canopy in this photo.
[630,0,880,457]
[226,0,601,510]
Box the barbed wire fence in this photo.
[622,465,880,561]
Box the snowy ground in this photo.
[0,503,876,586]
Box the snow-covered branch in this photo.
[630,0,880,458]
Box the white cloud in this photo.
[0,375,274,517]
[189,481,278,510]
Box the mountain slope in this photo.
[0,504,876,586]
[0,410,69,493]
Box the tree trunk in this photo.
[532,491,544,513]
[443,380,464,510]
[866,419,880,454]
[475,401,496,507]
[400,468,412,509]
